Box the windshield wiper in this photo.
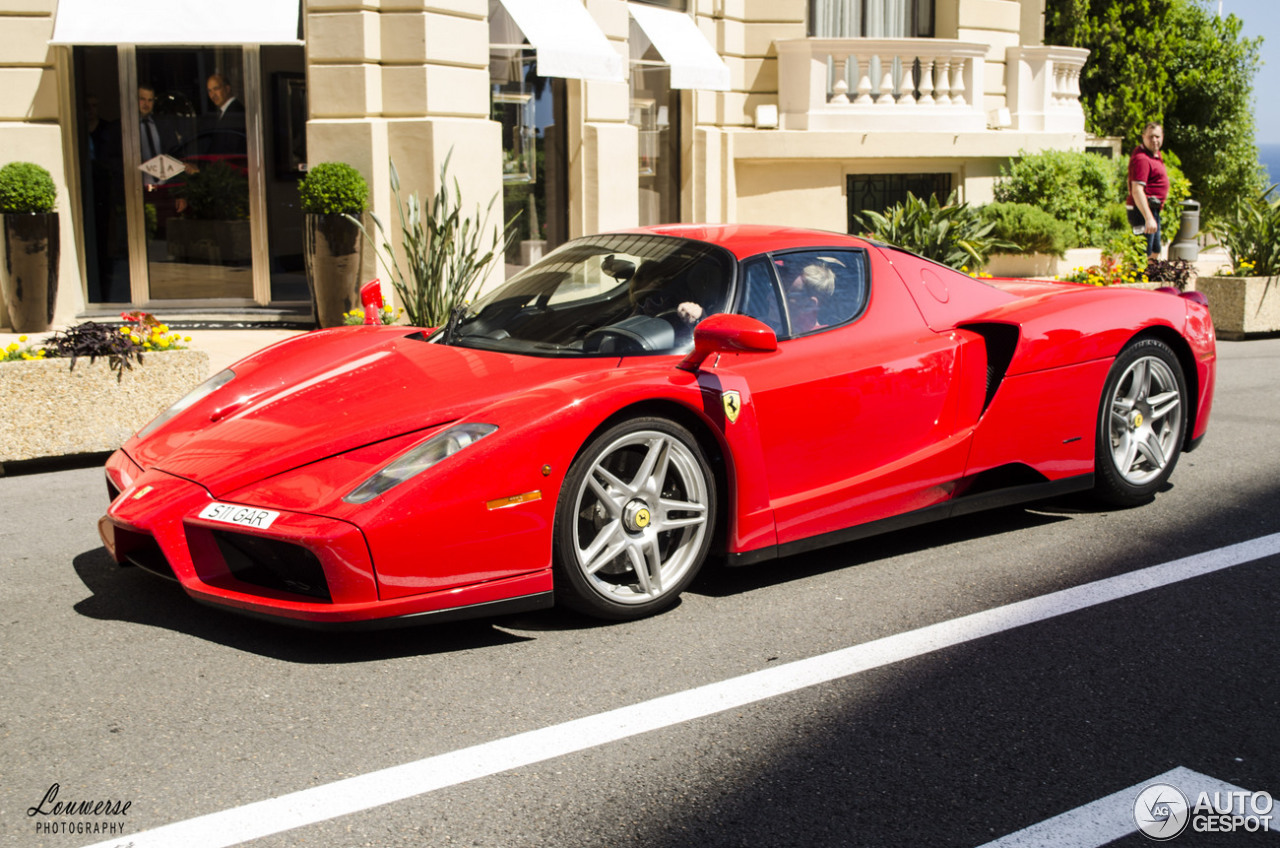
[442,305,466,345]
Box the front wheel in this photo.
[553,417,716,620]
[1093,338,1188,507]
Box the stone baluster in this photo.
[876,54,896,104]
[854,54,873,104]
[916,56,935,105]
[933,58,951,105]
[897,55,915,105]
[949,58,967,106]
[831,55,850,104]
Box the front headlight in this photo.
[136,368,236,439]
[344,422,498,504]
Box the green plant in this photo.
[34,312,187,376]
[298,162,369,215]
[1,335,48,362]
[179,161,248,221]
[0,161,57,213]
[1208,186,1280,278]
[354,153,517,328]
[342,305,403,326]
[979,202,1069,257]
[853,191,1015,270]
[1061,232,1149,286]
[994,149,1122,248]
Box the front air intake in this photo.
[212,531,332,602]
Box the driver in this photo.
[787,262,835,334]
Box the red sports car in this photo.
[99,225,1216,627]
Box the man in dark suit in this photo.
[138,84,180,176]
[201,73,246,156]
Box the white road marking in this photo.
[977,767,1258,847]
[80,532,1280,848]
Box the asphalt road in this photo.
[2,338,1278,848]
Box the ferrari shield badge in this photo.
[722,390,742,423]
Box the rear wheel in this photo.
[553,417,715,620]
[1094,338,1187,507]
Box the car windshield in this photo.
[434,234,736,357]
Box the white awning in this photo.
[490,0,624,83]
[50,0,301,45]
[628,4,729,91]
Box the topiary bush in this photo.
[298,162,369,215]
[0,161,57,213]
[994,149,1121,249]
[979,202,1069,257]
[853,191,1016,270]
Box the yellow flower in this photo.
[183,336,192,342]
[6,343,17,352]
[18,335,27,342]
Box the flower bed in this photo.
[0,349,210,464]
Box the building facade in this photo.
[0,0,1087,327]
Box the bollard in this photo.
[1169,199,1200,262]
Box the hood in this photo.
[142,331,606,496]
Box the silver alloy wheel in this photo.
[1106,353,1184,486]
[570,429,711,606]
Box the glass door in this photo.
[135,47,254,301]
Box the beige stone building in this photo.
[0,0,1087,327]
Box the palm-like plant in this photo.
[854,191,1015,271]
[354,152,517,328]
[1209,186,1280,279]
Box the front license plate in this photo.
[198,502,280,530]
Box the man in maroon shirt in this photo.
[1126,122,1169,260]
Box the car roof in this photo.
[625,224,872,260]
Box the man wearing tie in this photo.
[138,84,174,185]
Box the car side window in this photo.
[738,257,785,335]
[774,249,868,337]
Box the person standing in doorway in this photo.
[1126,122,1169,261]
[201,73,246,156]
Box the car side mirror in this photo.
[678,313,778,372]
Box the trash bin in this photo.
[1169,199,1200,262]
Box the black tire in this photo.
[1093,337,1188,507]
[553,417,716,620]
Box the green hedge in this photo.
[993,149,1121,249]
[979,202,1069,257]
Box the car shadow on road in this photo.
[689,503,1071,599]
[70,546,533,663]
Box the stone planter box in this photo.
[984,247,1103,279]
[0,349,209,465]
[1196,276,1280,339]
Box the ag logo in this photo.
[722,390,742,423]
[1134,783,1190,840]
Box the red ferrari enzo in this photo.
[99,225,1216,627]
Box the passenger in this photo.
[787,262,835,333]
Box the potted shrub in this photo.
[1199,188,1280,338]
[299,162,368,328]
[0,161,59,333]
[852,191,1015,271]
[167,161,252,265]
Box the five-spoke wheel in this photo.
[554,417,716,619]
[1094,338,1187,506]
